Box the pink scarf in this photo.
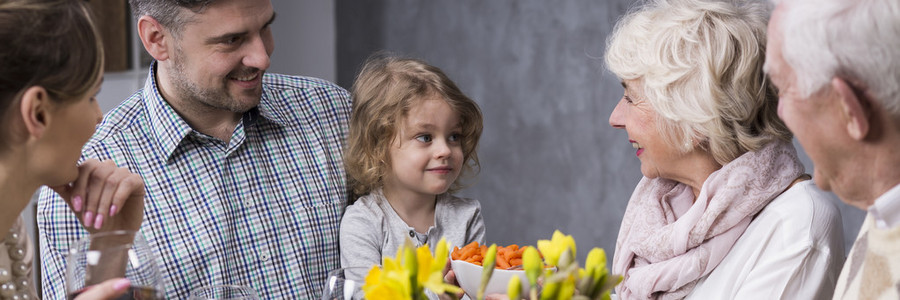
[612,141,803,299]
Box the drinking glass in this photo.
[66,230,164,300]
[320,267,368,300]
[188,285,259,300]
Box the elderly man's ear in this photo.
[832,77,872,141]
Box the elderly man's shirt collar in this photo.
[868,183,900,229]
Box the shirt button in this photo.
[261,252,270,262]
[409,230,415,237]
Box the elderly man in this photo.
[766,0,900,298]
[36,0,352,298]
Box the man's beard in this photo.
[169,49,263,114]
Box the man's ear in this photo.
[832,77,871,141]
[137,15,171,61]
[18,86,51,139]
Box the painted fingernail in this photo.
[73,196,83,212]
[113,278,130,291]
[109,205,117,217]
[84,211,94,227]
[93,214,104,229]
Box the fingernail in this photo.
[73,196,83,212]
[93,215,104,229]
[109,205,117,217]
[113,278,130,291]
[84,211,94,227]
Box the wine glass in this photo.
[320,267,369,300]
[188,285,259,300]
[66,230,164,299]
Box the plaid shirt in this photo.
[37,64,352,299]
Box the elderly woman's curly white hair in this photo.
[605,0,790,165]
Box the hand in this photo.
[73,278,131,300]
[51,159,145,233]
[440,259,465,300]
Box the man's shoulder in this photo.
[260,73,352,128]
[262,73,348,96]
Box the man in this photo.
[36,0,352,298]
[766,0,900,298]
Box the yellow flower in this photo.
[522,246,543,299]
[575,248,621,300]
[585,248,607,285]
[432,239,450,274]
[557,278,576,300]
[537,230,577,267]
[540,281,560,300]
[418,239,462,296]
[507,275,522,300]
[477,244,498,300]
[364,258,412,300]
[540,266,577,300]
[363,239,460,300]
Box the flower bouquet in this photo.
[513,230,622,300]
[361,238,461,300]
[360,231,621,300]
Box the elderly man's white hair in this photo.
[769,0,900,116]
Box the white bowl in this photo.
[450,259,530,298]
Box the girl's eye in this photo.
[448,134,462,142]
[416,134,433,143]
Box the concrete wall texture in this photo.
[335,0,866,263]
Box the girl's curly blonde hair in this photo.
[345,55,483,198]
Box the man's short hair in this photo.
[129,0,216,36]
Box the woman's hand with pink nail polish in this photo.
[50,159,145,234]
[73,196,83,212]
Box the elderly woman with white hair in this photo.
[605,0,844,299]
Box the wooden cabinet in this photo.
[87,0,130,72]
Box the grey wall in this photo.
[270,0,336,82]
[336,0,866,262]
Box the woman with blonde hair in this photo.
[0,0,146,298]
[606,0,843,298]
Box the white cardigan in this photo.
[685,180,844,300]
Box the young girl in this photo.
[340,56,486,270]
